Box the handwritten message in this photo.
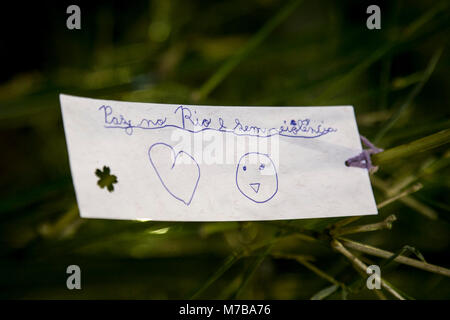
[60,94,377,221]
[99,104,337,138]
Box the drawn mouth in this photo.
[249,183,260,193]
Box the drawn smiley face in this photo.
[236,152,278,203]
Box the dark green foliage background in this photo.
[0,0,449,299]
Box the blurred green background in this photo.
[0,0,449,299]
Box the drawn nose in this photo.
[249,183,260,193]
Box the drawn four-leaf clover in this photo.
[95,166,118,192]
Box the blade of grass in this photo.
[310,284,340,300]
[402,1,449,39]
[231,244,273,299]
[330,182,424,229]
[193,0,303,101]
[190,251,242,299]
[374,48,443,143]
[273,252,345,288]
[231,230,284,299]
[189,231,287,299]
[316,44,392,102]
[375,183,423,209]
[371,175,439,220]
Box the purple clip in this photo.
[345,136,383,173]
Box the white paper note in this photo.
[60,94,377,221]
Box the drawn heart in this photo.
[148,143,200,205]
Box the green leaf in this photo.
[310,284,339,300]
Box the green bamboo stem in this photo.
[375,183,423,208]
[330,215,397,237]
[339,238,450,278]
[372,128,450,166]
[331,239,405,300]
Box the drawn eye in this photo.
[242,165,247,171]
[259,164,265,170]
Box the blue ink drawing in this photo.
[249,183,260,193]
[148,143,200,206]
[236,152,278,203]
